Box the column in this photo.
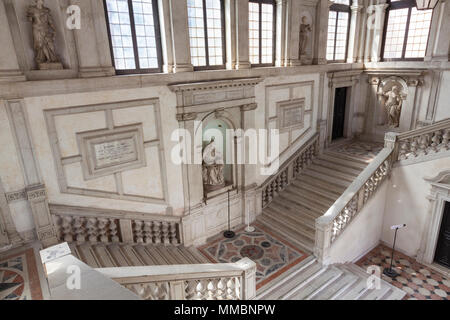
[313,0,333,65]
[347,1,363,63]
[71,0,115,78]
[168,0,194,72]
[287,0,301,66]
[235,0,251,69]
[356,0,367,63]
[0,0,24,82]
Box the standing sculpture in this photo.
[378,85,404,128]
[299,16,312,57]
[27,0,62,70]
[202,137,225,190]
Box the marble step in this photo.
[257,215,315,253]
[322,150,372,166]
[277,193,324,217]
[264,262,325,300]
[296,174,347,195]
[290,180,341,202]
[302,169,352,189]
[263,206,316,235]
[272,196,322,220]
[319,153,369,171]
[257,256,317,299]
[266,201,316,229]
[311,271,359,300]
[287,183,336,207]
[312,158,363,176]
[70,243,208,268]
[292,266,344,300]
[307,164,359,183]
[283,188,330,213]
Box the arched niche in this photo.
[199,110,237,195]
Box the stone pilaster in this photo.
[275,0,287,67]
[71,0,115,78]
[168,0,194,72]
[0,0,24,82]
[367,3,389,62]
[26,185,58,247]
[347,2,364,63]
[424,0,450,62]
[313,0,333,65]
[235,0,251,69]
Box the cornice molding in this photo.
[168,78,263,93]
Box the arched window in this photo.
[326,0,351,62]
[381,0,433,60]
[249,0,276,66]
[187,0,226,70]
[104,0,163,74]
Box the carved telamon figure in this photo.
[299,16,312,57]
[27,0,61,68]
[202,137,225,188]
[378,85,403,128]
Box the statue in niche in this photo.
[202,137,225,190]
[378,85,404,128]
[299,16,312,57]
[27,0,62,70]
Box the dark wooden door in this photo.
[332,87,347,141]
[435,202,450,268]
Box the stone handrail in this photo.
[261,133,320,208]
[396,118,450,161]
[96,258,257,300]
[49,204,182,246]
[314,147,394,263]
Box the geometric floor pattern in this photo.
[357,244,450,300]
[198,222,309,290]
[329,140,384,159]
[0,248,43,300]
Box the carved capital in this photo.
[241,103,258,112]
[214,108,226,118]
[26,184,47,201]
[5,190,27,203]
[176,112,198,122]
[407,77,424,87]
[369,76,381,86]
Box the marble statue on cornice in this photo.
[27,0,62,70]
[202,137,225,190]
[378,85,404,128]
[299,16,312,57]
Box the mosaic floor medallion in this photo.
[198,223,309,289]
[0,248,43,300]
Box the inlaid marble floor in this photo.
[198,222,309,290]
[357,244,450,300]
[328,139,384,159]
[0,248,43,300]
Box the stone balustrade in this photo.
[96,258,257,300]
[261,133,319,208]
[50,205,181,245]
[397,118,450,161]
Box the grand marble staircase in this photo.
[258,144,377,253]
[257,256,406,300]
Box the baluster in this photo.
[430,130,442,153]
[206,280,217,300]
[169,222,179,245]
[216,278,226,300]
[410,137,419,158]
[153,221,162,244]
[161,221,170,245]
[398,140,409,160]
[96,218,107,243]
[73,217,86,244]
[267,184,273,203]
[418,134,430,156]
[226,278,236,300]
[109,218,119,243]
[195,281,206,300]
[133,220,144,243]
[61,216,73,243]
[143,221,153,244]
[441,129,450,151]
[86,218,98,244]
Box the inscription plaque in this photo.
[277,99,306,131]
[77,124,146,180]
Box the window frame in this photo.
[249,0,277,68]
[103,0,164,75]
[381,0,434,61]
[188,0,227,71]
[327,2,351,63]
